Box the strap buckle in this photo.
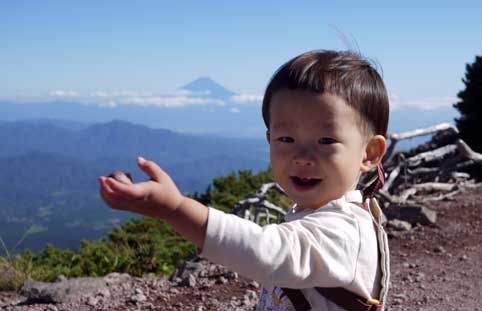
[367,298,380,305]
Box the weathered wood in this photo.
[455,159,480,170]
[384,123,458,161]
[237,197,260,205]
[398,188,417,202]
[407,144,457,167]
[421,189,461,202]
[378,190,406,205]
[450,172,470,180]
[257,183,285,196]
[232,183,286,225]
[382,165,401,192]
[260,200,287,215]
[464,182,482,189]
[412,182,457,192]
[389,123,458,141]
[456,139,482,162]
[407,167,440,175]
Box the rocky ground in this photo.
[0,187,481,311]
[387,186,482,311]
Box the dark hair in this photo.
[262,50,389,137]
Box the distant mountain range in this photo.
[1,77,460,139]
[0,119,269,254]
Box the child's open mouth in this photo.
[290,176,322,191]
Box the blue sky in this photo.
[1,0,481,110]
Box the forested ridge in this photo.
[0,168,287,291]
[0,120,269,253]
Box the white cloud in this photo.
[229,108,241,113]
[177,89,212,96]
[230,94,263,103]
[89,91,110,98]
[389,95,457,110]
[99,100,117,108]
[48,90,79,97]
[172,89,192,96]
[89,91,149,98]
[50,89,227,108]
[122,96,224,107]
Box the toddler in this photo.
[99,50,390,311]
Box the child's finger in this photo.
[99,176,124,196]
[99,177,114,197]
[99,177,124,201]
[105,176,155,202]
[99,176,114,192]
[104,176,141,197]
[101,190,132,211]
[137,156,168,182]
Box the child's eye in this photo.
[277,137,294,143]
[319,137,337,145]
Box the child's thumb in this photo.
[137,157,166,182]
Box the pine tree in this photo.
[453,55,482,153]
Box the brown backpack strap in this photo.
[314,287,382,311]
[280,287,381,311]
[363,164,385,200]
[280,287,311,311]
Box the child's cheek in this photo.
[270,143,291,157]
[318,146,337,158]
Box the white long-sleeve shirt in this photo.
[200,190,388,311]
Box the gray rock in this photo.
[130,292,147,303]
[179,273,197,287]
[434,246,446,253]
[20,274,129,304]
[384,204,437,225]
[86,296,98,306]
[104,272,132,286]
[217,276,228,284]
[169,257,204,281]
[244,289,258,305]
[171,277,181,285]
[54,275,67,283]
[388,219,412,231]
[96,288,111,298]
[225,271,238,280]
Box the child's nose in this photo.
[293,150,316,166]
[294,158,315,166]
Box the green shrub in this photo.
[0,167,288,285]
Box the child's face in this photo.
[267,89,369,210]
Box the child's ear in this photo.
[361,135,386,173]
[266,131,271,144]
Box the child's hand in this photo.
[98,157,185,220]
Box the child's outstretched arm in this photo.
[98,157,208,248]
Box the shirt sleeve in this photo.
[199,205,360,288]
